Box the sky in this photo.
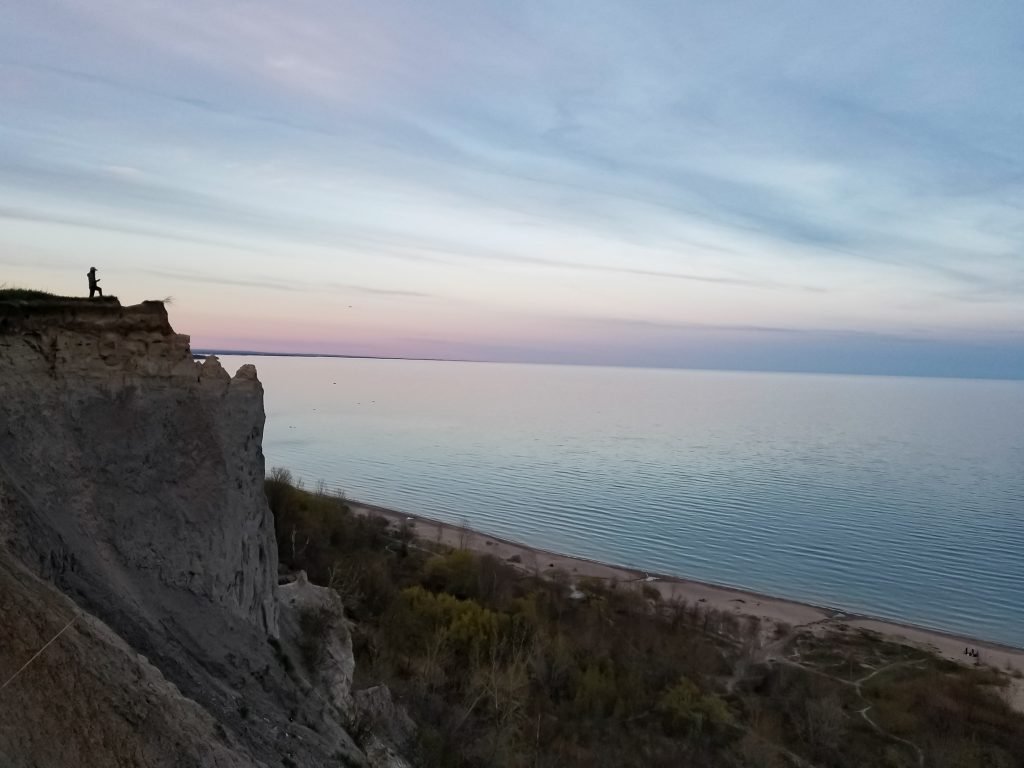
[1,1,1022,378]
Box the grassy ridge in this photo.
[267,470,1024,768]
[0,288,61,301]
[0,287,120,305]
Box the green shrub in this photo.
[656,677,732,738]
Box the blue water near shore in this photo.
[223,356,1024,647]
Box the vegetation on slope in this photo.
[267,470,1024,768]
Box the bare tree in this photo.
[418,627,451,695]
[803,695,846,755]
[269,467,293,484]
[327,562,364,610]
[290,526,310,562]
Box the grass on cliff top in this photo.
[0,288,61,301]
[0,287,119,304]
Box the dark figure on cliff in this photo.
[87,267,103,298]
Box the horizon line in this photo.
[194,348,1024,383]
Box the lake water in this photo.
[223,356,1024,647]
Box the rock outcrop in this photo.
[0,298,404,767]
[279,571,356,717]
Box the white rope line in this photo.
[0,615,78,692]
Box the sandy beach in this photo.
[350,500,1024,710]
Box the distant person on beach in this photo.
[87,267,103,298]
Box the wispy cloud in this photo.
[0,158,825,293]
[0,205,265,254]
[1,0,1022,377]
[136,267,434,298]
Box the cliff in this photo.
[0,298,404,767]
[0,299,278,633]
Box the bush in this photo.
[423,550,480,599]
[389,586,504,659]
[657,677,732,738]
[298,605,336,671]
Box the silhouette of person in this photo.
[87,267,103,298]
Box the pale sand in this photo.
[350,501,1024,710]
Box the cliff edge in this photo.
[0,299,382,766]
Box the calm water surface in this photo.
[224,357,1024,647]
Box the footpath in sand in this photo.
[351,501,1024,711]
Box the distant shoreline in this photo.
[349,500,1024,677]
[205,350,1024,383]
[194,349,462,363]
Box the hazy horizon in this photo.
[202,348,1024,383]
[3,1,1022,379]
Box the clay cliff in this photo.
[0,298,407,767]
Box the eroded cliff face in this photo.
[0,300,278,635]
[0,299,390,767]
[0,556,257,768]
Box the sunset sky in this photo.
[2,1,1022,377]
